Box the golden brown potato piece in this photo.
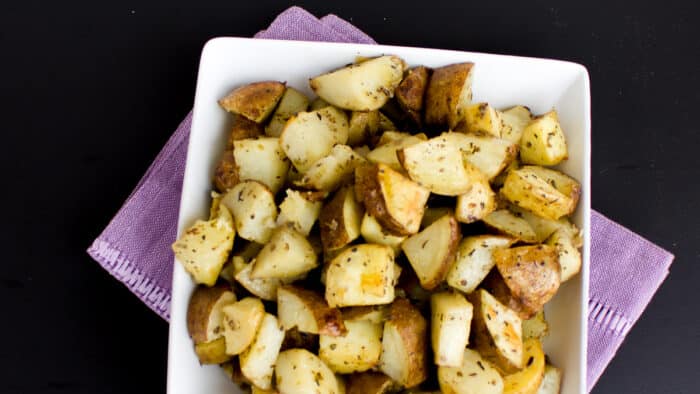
[440,131,519,180]
[341,305,388,324]
[502,338,546,394]
[296,144,367,192]
[233,258,297,301]
[546,227,582,282]
[379,298,428,388]
[455,175,497,224]
[347,110,396,146]
[310,55,406,111]
[221,181,277,244]
[499,105,532,145]
[346,372,396,394]
[494,245,561,318]
[276,189,323,236]
[501,166,581,220]
[522,310,549,340]
[431,292,473,367]
[222,297,265,355]
[520,110,568,166]
[213,150,239,192]
[194,337,231,364]
[320,186,364,251]
[265,87,310,137]
[186,285,237,345]
[275,349,342,394]
[227,115,264,149]
[239,313,286,390]
[457,102,502,137]
[396,66,430,124]
[483,209,538,243]
[360,213,406,253]
[367,132,428,172]
[437,348,504,394]
[319,319,383,373]
[355,163,430,236]
[424,62,474,128]
[219,81,286,123]
[401,214,461,290]
[250,224,318,279]
[446,235,514,294]
[535,364,562,394]
[325,244,396,307]
[277,285,346,336]
[232,137,289,194]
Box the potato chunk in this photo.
[520,110,568,166]
[250,224,318,279]
[424,63,474,128]
[437,348,504,394]
[395,66,430,124]
[320,319,383,373]
[278,285,346,336]
[186,285,237,344]
[535,365,562,394]
[446,235,514,294]
[296,144,366,191]
[360,213,406,253]
[222,181,277,244]
[265,87,310,137]
[320,186,364,252]
[546,227,582,282]
[218,81,286,123]
[431,292,473,367]
[499,105,532,144]
[276,189,323,236]
[367,132,427,171]
[457,102,502,137]
[346,372,396,394]
[233,137,289,194]
[239,313,286,390]
[501,166,581,220]
[275,349,342,394]
[502,338,546,394]
[222,297,265,355]
[325,244,396,307]
[379,298,428,388]
[455,176,496,224]
[440,132,518,180]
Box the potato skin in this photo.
[213,150,239,192]
[278,285,347,336]
[320,187,363,251]
[186,284,234,344]
[396,66,430,124]
[226,115,264,149]
[424,63,474,128]
[218,81,286,123]
[381,298,428,388]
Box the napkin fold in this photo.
[87,6,673,392]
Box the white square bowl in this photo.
[167,37,591,394]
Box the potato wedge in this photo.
[401,214,461,290]
[213,150,240,192]
[536,365,562,394]
[265,87,310,137]
[440,132,518,180]
[346,372,396,394]
[522,311,549,340]
[491,157,520,188]
[520,110,568,166]
[186,285,237,344]
[250,224,318,279]
[320,186,364,251]
[275,348,342,394]
[276,189,322,236]
[507,204,570,243]
[455,176,496,224]
[194,337,231,364]
[347,110,395,146]
[278,285,346,336]
[446,235,514,293]
[227,114,265,149]
[367,133,428,172]
[360,213,406,253]
[546,227,582,282]
[483,209,538,243]
[234,258,297,301]
[398,135,484,196]
[320,319,383,373]
[355,163,430,236]
[310,55,406,111]
[280,106,349,172]
[469,289,523,373]
[424,62,474,128]
[457,102,502,137]
[233,137,289,194]
[431,292,473,366]
[222,297,265,355]
[501,166,581,220]
[503,338,545,394]
[172,204,236,286]
[239,313,286,390]
[437,348,504,394]
[325,244,396,307]
[494,245,561,319]
[396,66,430,124]
[500,105,532,144]
[379,298,428,388]
[221,181,277,244]
[296,144,367,191]
[219,81,286,123]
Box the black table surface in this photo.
[2,1,698,393]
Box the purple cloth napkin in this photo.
[87,6,673,392]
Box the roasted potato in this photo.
[276,189,323,236]
[346,372,396,394]
[457,102,503,137]
[173,204,236,285]
[219,81,286,123]
[501,166,581,220]
[221,181,277,244]
[520,110,568,166]
[522,310,549,340]
[347,110,396,146]
[395,66,430,124]
[360,213,406,253]
[502,338,546,394]
[507,204,570,243]
[401,214,461,290]
[430,292,473,367]
[310,55,406,111]
[440,132,518,180]
[222,297,266,355]
[379,298,428,388]
[296,144,367,191]
[265,87,310,137]
[483,209,538,243]
[455,175,497,224]
[280,326,319,353]
[277,285,346,336]
[310,97,331,110]
[341,305,387,324]
[446,235,514,293]
[319,319,383,373]
[546,227,582,282]
[398,135,485,196]
[227,114,265,149]
[500,105,532,145]
[325,244,396,307]
[275,349,342,394]
[250,224,318,279]
[320,186,364,251]
[437,348,504,394]
[280,106,349,172]
[234,257,297,301]
[239,313,286,390]
[420,207,454,228]
[233,137,289,194]
[194,337,231,364]
[186,285,237,345]
[213,150,240,192]
[469,289,524,373]
[424,62,474,128]
[536,365,562,394]
[355,163,430,236]
[367,132,428,172]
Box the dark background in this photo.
[2,1,698,393]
